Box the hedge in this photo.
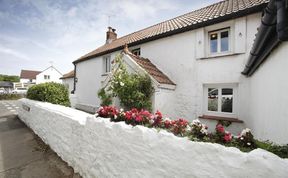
[0,94,24,100]
[27,82,70,107]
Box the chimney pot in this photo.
[106,27,117,44]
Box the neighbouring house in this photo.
[19,66,63,88]
[35,65,62,84]
[72,0,288,144]
[20,70,41,84]
[60,70,74,93]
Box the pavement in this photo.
[0,100,81,178]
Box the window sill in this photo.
[101,73,110,77]
[198,52,243,60]
[199,115,244,123]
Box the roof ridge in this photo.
[74,0,268,63]
[109,0,228,43]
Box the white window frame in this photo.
[208,28,231,56]
[203,83,238,118]
[103,56,111,74]
[44,75,50,80]
[132,48,141,56]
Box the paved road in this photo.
[0,100,81,178]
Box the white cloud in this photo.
[0,46,30,61]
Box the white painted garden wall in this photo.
[18,99,288,178]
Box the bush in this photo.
[100,54,154,111]
[0,94,24,100]
[27,82,70,107]
[96,106,288,158]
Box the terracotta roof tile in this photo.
[20,70,41,79]
[126,53,175,85]
[74,0,269,63]
[60,70,74,79]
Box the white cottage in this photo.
[35,65,62,84]
[72,0,288,144]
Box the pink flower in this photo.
[155,110,162,119]
[216,124,225,133]
[224,132,232,142]
[135,115,143,122]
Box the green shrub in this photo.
[255,140,288,158]
[97,88,112,106]
[100,54,154,111]
[27,82,70,107]
[0,94,24,100]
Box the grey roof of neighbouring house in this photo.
[74,0,269,64]
[0,81,13,88]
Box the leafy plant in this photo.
[99,54,154,111]
[27,82,70,107]
[96,106,288,158]
[0,94,24,100]
[0,74,20,82]
[97,88,112,106]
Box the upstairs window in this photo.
[44,75,50,80]
[132,48,141,56]
[104,56,111,73]
[209,28,230,55]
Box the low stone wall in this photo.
[17,99,288,178]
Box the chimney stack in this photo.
[106,27,117,44]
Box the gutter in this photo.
[242,0,288,76]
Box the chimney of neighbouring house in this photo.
[106,27,117,44]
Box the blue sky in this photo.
[0,0,220,75]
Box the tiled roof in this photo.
[60,70,74,79]
[20,70,41,79]
[125,51,175,85]
[74,0,269,63]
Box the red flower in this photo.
[155,110,162,119]
[224,132,232,142]
[216,124,225,133]
[135,115,143,122]
[164,120,172,129]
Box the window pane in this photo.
[221,88,233,113]
[210,33,218,53]
[221,31,229,52]
[208,88,218,111]
[105,57,111,72]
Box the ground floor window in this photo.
[203,84,238,117]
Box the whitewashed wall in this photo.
[36,66,62,84]
[239,42,288,144]
[62,78,74,93]
[20,78,36,83]
[74,13,288,143]
[17,99,288,178]
[140,14,261,121]
[75,52,118,107]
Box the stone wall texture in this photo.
[18,99,288,178]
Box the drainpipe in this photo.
[71,63,77,94]
[276,0,288,40]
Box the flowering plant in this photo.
[97,106,119,119]
[124,108,152,125]
[238,128,255,148]
[190,119,208,139]
[214,123,232,143]
[169,118,189,136]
